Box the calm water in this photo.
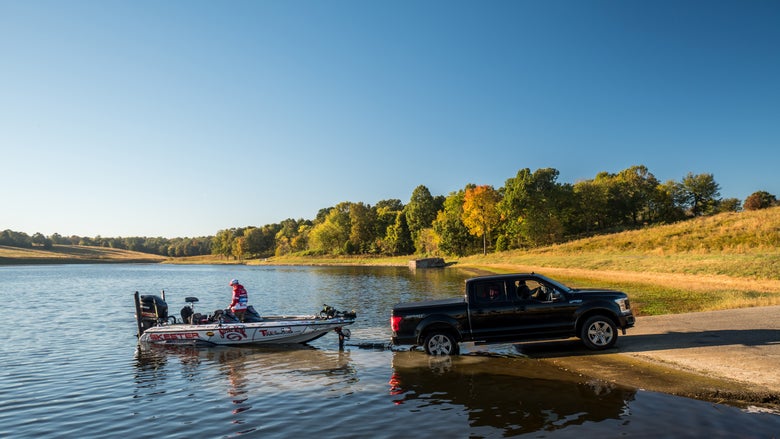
[1,264,778,438]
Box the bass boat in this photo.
[133,292,355,347]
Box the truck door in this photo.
[468,280,525,340]
[518,279,579,335]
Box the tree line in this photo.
[3,165,778,259]
[0,230,211,257]
[208,165,776,259]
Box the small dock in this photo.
[408,257,445,269]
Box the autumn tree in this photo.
[743,191,777,210]
[461,185,502,255]
[291,224,312,254]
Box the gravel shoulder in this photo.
[517,305,780,409]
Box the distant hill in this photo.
[0,244,167,264]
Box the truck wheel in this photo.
[423,331,459,356]
[580,316,617,350]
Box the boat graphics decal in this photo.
[148,332,200,342]
[258,326,294,337]
[218,326,248,341]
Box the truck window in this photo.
[524,280,551,302]
[474,282,505,304]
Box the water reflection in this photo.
[389,351,635,436]
[134,343,358,434]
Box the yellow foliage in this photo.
[461,185,501,237]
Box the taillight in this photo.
[391,315,402,332]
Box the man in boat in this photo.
[229,279,249,322]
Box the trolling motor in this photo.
[335,326,352,348]
[319,304,356,348]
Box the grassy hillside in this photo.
[0,244,167,264]
[456,206,780,314]
[462,206,780,280]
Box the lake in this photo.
[1,264,777,438]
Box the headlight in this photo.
[615,298,630,313]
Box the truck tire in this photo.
[580,315,617,350]
[423,331,459,356]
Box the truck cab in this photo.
[467,274,580,342]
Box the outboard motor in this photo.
[134,292,169,336]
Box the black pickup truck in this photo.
[391,273,635,355]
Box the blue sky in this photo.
[2,0,779,238]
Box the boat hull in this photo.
[138,316,354,346]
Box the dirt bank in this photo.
[517,305,780,410]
